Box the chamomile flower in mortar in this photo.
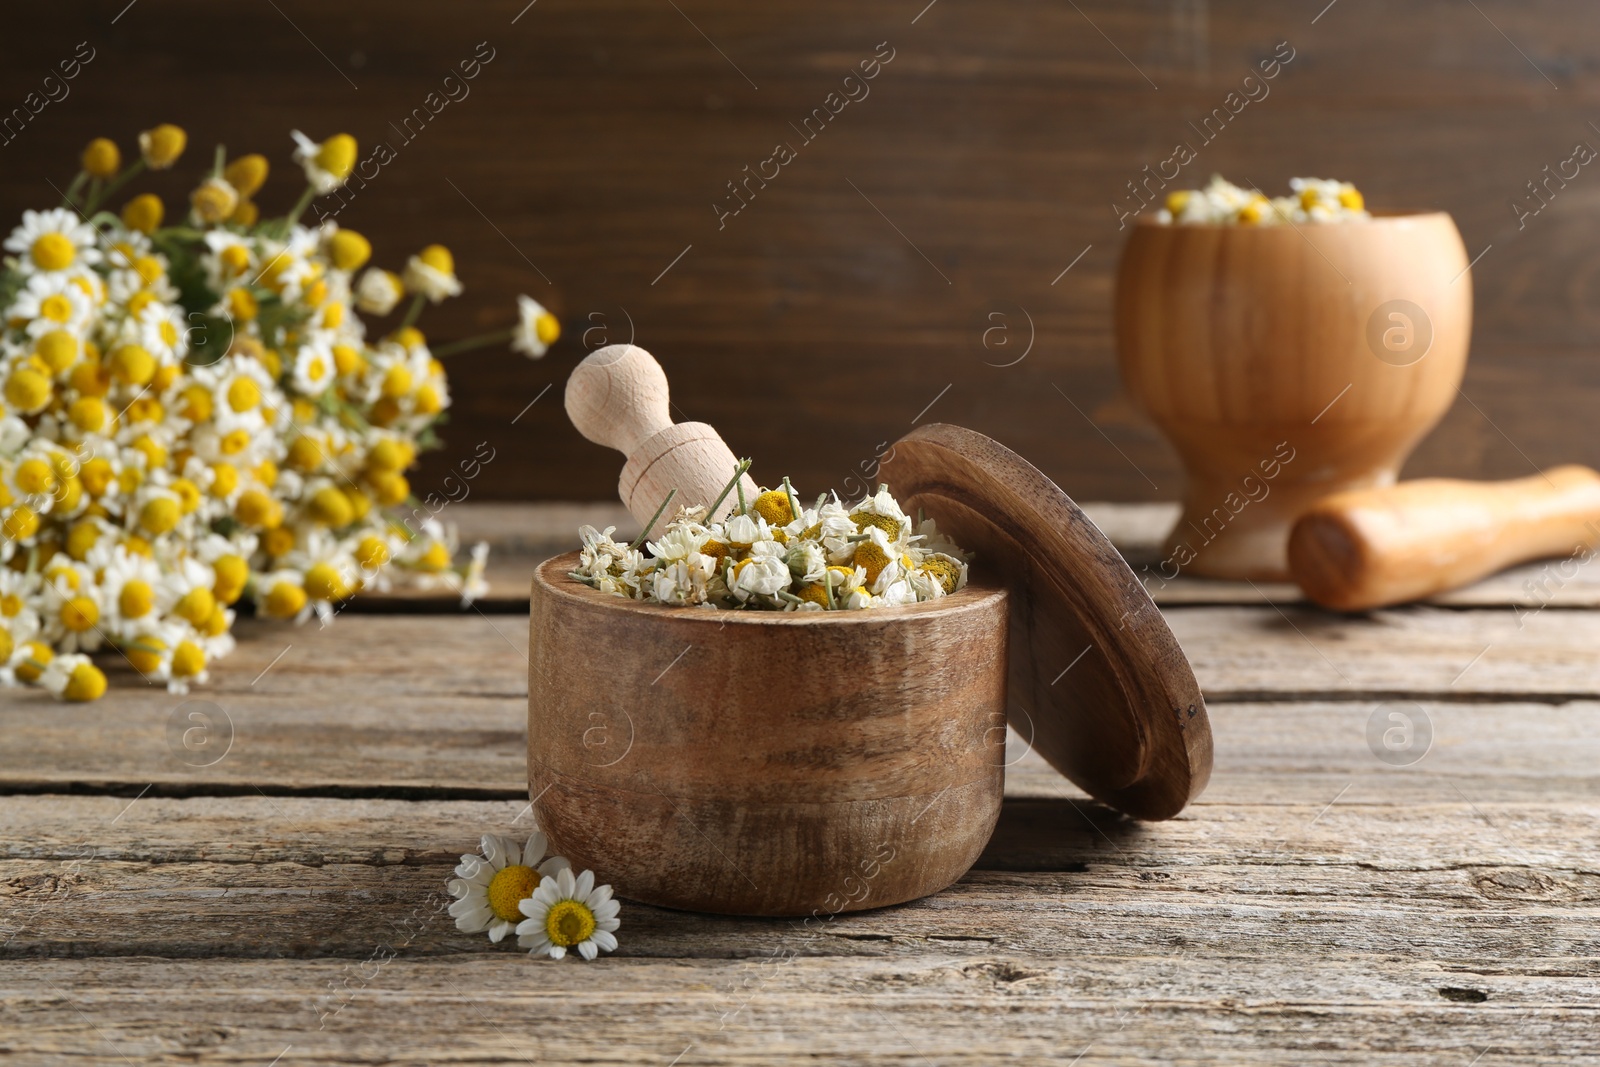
[290,131,358,194]
[729,542,791,601]
[402,245,463,303]
[354,267,404,316]
[448,832,570,945]
[510,295,560,359]
[849,486,912,549]
[651,556,711,606]
[4,208,103,277]
[516,866,621,961]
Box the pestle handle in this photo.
[565,344,674,457]
[1288,465,1600,612]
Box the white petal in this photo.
[549,945,567,960]
[524,831,548,864]
[481,834,507,870]
[592,900,621,921]
[591,930,618,952]
[446,879,470,899]
[518,897,544,919]
[488,920,511,943]
[538,855,569,877]
[556,868,576,897]
[504,839,522,868]
[574,869,596,900]
[578,940,598,960]
[596,917,620,933]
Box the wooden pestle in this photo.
[565,344,757,540]
[1287,466,1600,611]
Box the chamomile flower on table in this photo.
[354,268,404,316]
[39,652,108,702]
[517,866,622,961]
[5,208,103,277]
[510,295,560,359]
[289,130,358,195]
[403,245,463,304]
[449,833,570,945]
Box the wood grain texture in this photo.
[529,553,1009,914]
[1116,212,1471,579]
[1289,465,1600,611]
[3,501,1599,1064]
[880,424,1212,819]
[3,2,1599,507]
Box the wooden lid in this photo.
[879,424,1211,819]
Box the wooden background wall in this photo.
[3,0,1597,503]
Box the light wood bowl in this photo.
[1115,211,1472,580]
[528,553,1009,917]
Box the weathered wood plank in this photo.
[2,956,1596,1066]
[4,792,1599,933]
[4,607,1599,795]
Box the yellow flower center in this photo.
[316,133,358,181]
[418,541,450,572]
[544,899,597,948]
[535,312,560,345]
[37,330,78,371]
[486,864,540,923]
[121,194,164,234]
[851,512,902,542]
[171,640,205,678]
[328,230,371,272]
[304,562,349,602]
[39,294,74,323]
[920,557,961,594]
[264,581,307,618]
[853,541,892,585]
[61,595,99,633]
[1339,187,1364,210]
[356,536,390,570]
[119,580,155,619]
[126,636,166,676]
[381,365,413,399]
[141,124,187,168]
[109,345,155,387]
[751,490,794,526]
[212,555,248,604]
[417,244,454,275]
[220,429,252,456]
[175,587,216,627]
[64,662,108,702]
[82,138,121,179]
[223,154,269,198]
[0,593,22,617]
[3,506,41,541]
[15,641,52,682]
[209,462,238,497]
[139,497,181,535]
[227,378,261,413]
[4,369,51,412]
[309,486,353,528]
[16,458,57,496]
[30,233,75,271]
[219,245,251,276]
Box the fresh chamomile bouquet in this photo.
[571,462,971,610]
[0,124,560,701]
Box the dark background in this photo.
[3,1,1596,503]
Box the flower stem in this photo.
[397,294,427,331]
[431,328,515,357]
[60,171,89,211]
[84,158,145,215]
[285,183,317,229]
[629,488,677,550]
[782,476,802,524]
[705,459,751,519]
[213,144,226,179]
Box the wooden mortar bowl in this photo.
[1115,211,1471,580]
[528,553,1009,917]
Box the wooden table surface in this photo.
[4,502,1597,1065]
